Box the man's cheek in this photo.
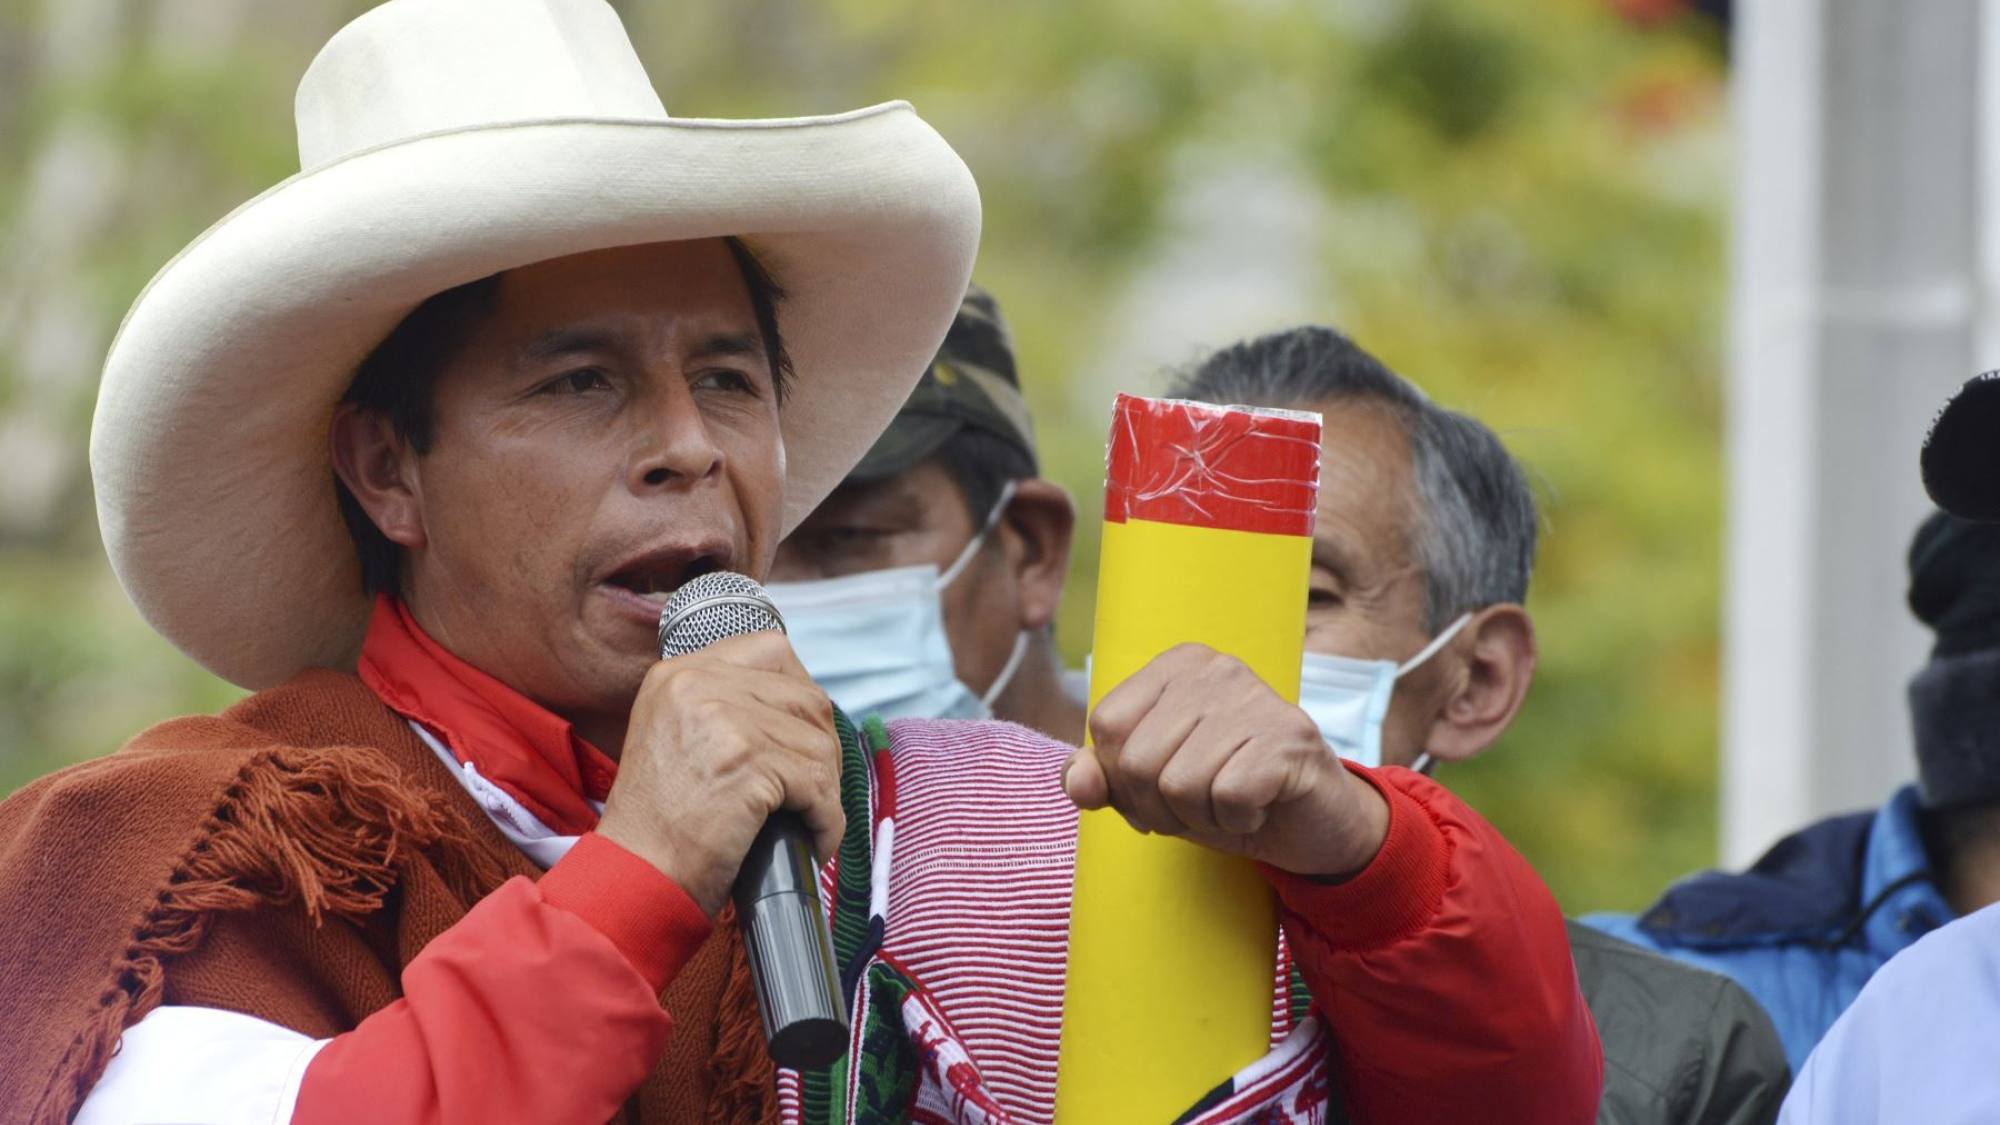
[730,456,789,556]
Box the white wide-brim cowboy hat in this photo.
[90,0,981,690]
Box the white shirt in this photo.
[1778,900,2000,1125]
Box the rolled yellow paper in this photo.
[1056,394,1321,1123]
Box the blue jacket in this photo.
[1584,785,1955,1071]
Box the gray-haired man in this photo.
[1170,325,1791,1125]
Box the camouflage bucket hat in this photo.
[848,285,1037,482]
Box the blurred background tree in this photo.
[0,0,1727,912]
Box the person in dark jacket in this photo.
[1167,325,1790,1125]
[1587,502,2000,1072]
[1771,371,2000,1124]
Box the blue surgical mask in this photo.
[1298,614,1472,770]
[767,483,1027,723]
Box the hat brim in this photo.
[1923,373,2000,521]
[90,102,980,689]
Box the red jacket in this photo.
[288,716,1602,1123]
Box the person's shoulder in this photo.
[210,668,408,750]
[882,716,1074,771]
[1568,918,1775,1026]
[1569,920,1792,1118]
[2,669,409,838]
[1861,900,2000,990]
[1574,910,1659,951]
[1600,802,1887,956]
[879,717,1076,828]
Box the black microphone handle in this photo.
[731,810,848,1069]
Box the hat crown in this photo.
[295,0,668,171]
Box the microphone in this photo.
[656,571,849,1069]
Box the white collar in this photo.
[409,721,601,870]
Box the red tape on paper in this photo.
[1103,394,1321,537]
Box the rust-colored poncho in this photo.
[0,670,772,1124]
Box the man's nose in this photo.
[629,383,722,490]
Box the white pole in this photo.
[1722,0,1980,867]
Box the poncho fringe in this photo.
[29,745,498,1125]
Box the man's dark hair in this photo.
[335,237,793,596]
[930,427,1037,529]
[1166,325,1538,631]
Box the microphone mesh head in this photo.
[657,570,785,658]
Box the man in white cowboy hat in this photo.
[0,1,1602,1123]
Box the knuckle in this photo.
[812,758,840,796]
[1212,771,1259,809]
[1086,711,1117,746]
[1277,736,1321,771]
[1206,653,1248,682]
[645,661,694,704]
[741,774,780,815]
[1113,753,1153,792]
[689,694,734,726]
[1217,805,1261,835]
[711,737,754,774]
[1157,766,1203,806]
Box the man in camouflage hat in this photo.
[769,286,1086,744]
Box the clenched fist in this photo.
[596,631,843,916]
[1063,643,1390,880]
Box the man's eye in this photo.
[693,369,758,395]
[1308,588,1342,609]
[542,368,611,395]
[819,527,886,551]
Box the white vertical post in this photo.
[1723,0,1982,866]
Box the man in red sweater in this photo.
[0,0,1601,1122]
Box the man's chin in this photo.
[556,644,657,738]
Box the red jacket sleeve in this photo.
[1260,764,1603,1124]
[292,832,712,1125]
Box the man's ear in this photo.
[329,403,428,551]
[1421,604,1537,764]
[997,477,1076,631]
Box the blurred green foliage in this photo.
[0,0,1726,913]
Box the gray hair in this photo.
[1165,325,1538,631]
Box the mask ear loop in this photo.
[1395,612,1474,775]
[1395,611,1474,677]
[938,479,1021,590]
[981,630,1032,710]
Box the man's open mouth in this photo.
[603,550,727,608]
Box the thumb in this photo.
[1062,748,1110,811]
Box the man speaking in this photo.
[0,1,1600,1122]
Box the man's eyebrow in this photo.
[521,327,620,362]
[689,332,763,361]
[1311,535,1361,589]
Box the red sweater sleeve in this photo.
[1260,765,1603,1124]
[292,832,712,1125]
